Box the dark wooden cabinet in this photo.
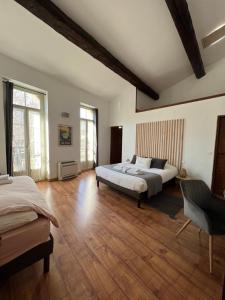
[110,126,122,164]
[212,116,225,197]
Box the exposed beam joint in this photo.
[165,0,206,79]
[14,0,159,99]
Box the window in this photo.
[12,87,46,181]
[13,88,41,109]
[80,107,94,120]
[80,106,97,171]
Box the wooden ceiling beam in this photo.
[14,0,159,100]
[165,0,206,78]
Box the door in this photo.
[12,106,27,176]
[80,106,96,171]
[12,87,46,181]
[110,126,122,164]
[212,115,225,197]
[28,109,43,180]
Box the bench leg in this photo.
[44,256,50,273]
[97,180,99,188]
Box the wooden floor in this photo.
[1,171,225,299]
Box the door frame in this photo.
[80,117,95,171]
[211,115,225,194]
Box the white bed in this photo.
[0,211,38,235]
[95,163,178,193]
[0,176,57,275]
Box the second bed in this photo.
[96,162,178,207]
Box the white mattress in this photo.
[0,217,50,266]
[0,211,38,235]
[95,163,178,193]
[0,176,58,227]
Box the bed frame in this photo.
[96,175,175,208]
[0,234,53,280]
[96,175,146,208]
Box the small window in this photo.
[13,88,41,109]
[25,93,40,109]
[13,89,25,106]
[80,107,94,120]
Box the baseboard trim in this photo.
[47,172,82,182]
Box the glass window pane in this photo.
[25,92,40,109]
[80,107,94,120]
[87,121,94,161]
[86,109,93,120]
[80,120,86,162]
[12,108,26,172]
[80,107,86,119]
[13,89,25,106]
[29,110,41,170]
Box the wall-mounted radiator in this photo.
[57,161,78,180]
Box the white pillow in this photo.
[135,156,152,169]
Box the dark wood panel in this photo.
[165,0,205,78]
[213,155,225,196]
[14,0,159,100]
[212,116,225,197]
[110,126,122,164]
[218,117,225,153]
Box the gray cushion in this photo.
[180,180,225,235]
[131,155,136,164]
[151,158,167,169]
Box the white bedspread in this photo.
[95,163,178,193]
[0,176,58,227]
[0,211,38,234]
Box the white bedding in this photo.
[0,176,58,227]
[95,163,178,193]
[0,211,38,234]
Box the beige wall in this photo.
[1,49,225,186]
[110,66,225,186]
[0,53,110,179]
[137,56,225,110]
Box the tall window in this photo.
[80,106,97,171]
[12,87,46,181]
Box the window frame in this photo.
[12,86,46,180]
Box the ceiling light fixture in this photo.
[202,24,225,48]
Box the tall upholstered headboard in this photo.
[136,119,184,170]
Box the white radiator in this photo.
[57,161,78,180]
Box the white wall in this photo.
[1,50,225,186]
[110,80,225,187]
[0,53,110,179]
[160,56,225,103]
[137,56,225,110]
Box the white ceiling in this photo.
[0,0,225,99]
[0,0,129,99]
[52,0,192,92]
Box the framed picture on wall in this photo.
[58,125,72,145]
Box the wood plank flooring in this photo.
[0,171,224,299]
